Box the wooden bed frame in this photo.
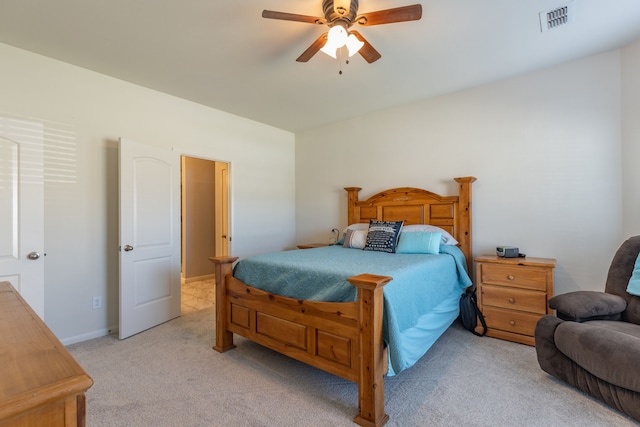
[210,176,475,427]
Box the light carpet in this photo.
[67,307,638,426]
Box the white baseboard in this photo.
[61,325,119,346]
[183,274,215,284]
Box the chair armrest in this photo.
[549,291,627,322]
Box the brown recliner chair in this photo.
[535,235,640,422]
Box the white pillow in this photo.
[401,224,458,245]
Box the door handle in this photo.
[27,251,40,260]
[123,245,134,252]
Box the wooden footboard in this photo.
[210,256,392,427]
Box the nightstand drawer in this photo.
[479,263,548,291]
[480,285,547,314]
[482,306,542,337]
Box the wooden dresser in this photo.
[474,255,556,345]
[0,281,93,426]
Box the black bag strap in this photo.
[471,292,488,337]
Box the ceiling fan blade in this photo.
[262,10,325,25]
[296,33,328,62]
[350,31,381,63]
[356,4,422,26]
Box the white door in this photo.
[119,138,181,339]
[0,117,44,319]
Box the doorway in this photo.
[180,156,229,314]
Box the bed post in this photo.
[209,256,239,352]
[454,176,476,274]
[344,187,362,225]
[348,274,393,427]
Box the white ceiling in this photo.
[1,0,640,133]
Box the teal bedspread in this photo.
[233,245,472,375]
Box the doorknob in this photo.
[123,245,134,252]
[27,252,40,260]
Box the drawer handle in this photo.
[510,320,516,326]
[508,297,515,304]
[507,275,515,280]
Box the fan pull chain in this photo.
[338,47,350,76]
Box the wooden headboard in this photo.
[344,176,476,273]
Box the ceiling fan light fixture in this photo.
[321,23,363,58]
[321,25,347,56]
[345,33,364,56]
[320,44,338,58]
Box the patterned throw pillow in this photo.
[343,229,368,249]
[364,220,404,253]
[337,223,369,245]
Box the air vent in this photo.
[540,1,575,32]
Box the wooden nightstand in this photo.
[297,243,331,249]
[474,255,556,346]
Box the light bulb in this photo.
[328,25,348,47]
[345,34,364,57]
[321,24,349,58]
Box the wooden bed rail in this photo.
[210,256,393,427]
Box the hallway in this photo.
[181,279,215,314]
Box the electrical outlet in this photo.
[92,296,102,310]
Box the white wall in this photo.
[0,43,296,343]
[296,49,626,296]
[622,39,640,236]
[2,37,638,344]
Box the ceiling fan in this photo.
[262,0,422,63]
